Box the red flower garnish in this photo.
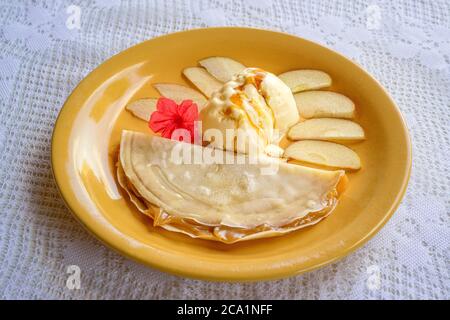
[149,97,198,143]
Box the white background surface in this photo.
[0,0,449,299]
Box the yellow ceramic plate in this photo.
[51,27,411,281]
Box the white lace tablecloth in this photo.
[0,0,449,300]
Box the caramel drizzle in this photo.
[227,69,273,144]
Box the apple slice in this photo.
[183,67,223,98]
[199,56,246,82]
[126,98,157,121]
[153,83,207,108]
[288,118,365,142]
[278,70,332,93]
[294,91,355,119]
[284,140,361,170]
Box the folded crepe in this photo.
[117,130,345,243]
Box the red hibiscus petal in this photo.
[161,123,176,138]
[156,97,178,115]
[177,99,193,115]
[178,100,199,122]
[150,119,173,133]
[149,111,174,124]
[148,98,199,143]
[149,111,174,133]
[181,121,194,134]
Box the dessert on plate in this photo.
[119,57,365,243]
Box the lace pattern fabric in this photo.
[0,0,449,299]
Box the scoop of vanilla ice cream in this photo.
[200,68,299,156]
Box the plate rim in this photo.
[51,26,412,282]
